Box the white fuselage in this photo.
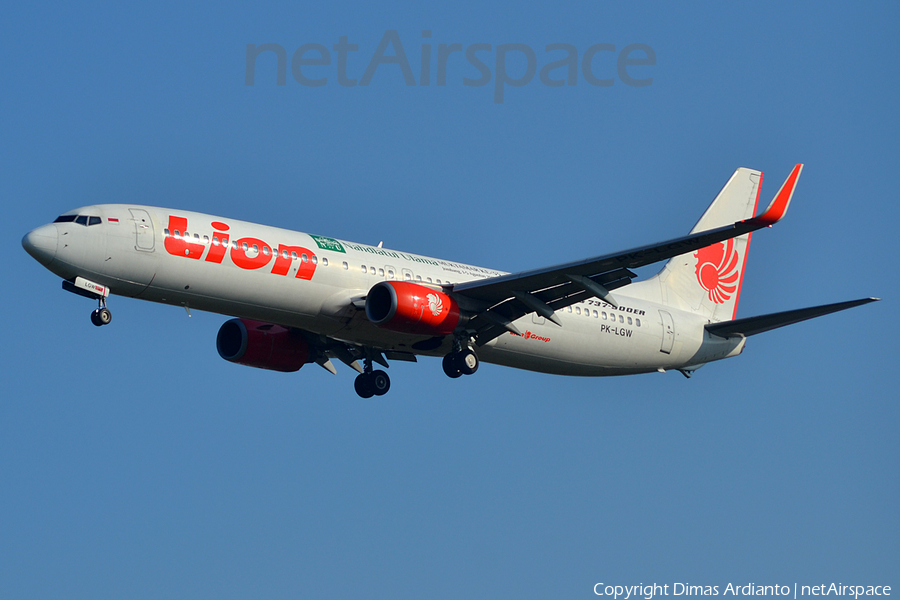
[28,204,745,376]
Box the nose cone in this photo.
[22,224,58,266]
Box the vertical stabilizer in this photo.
[628,165,803,321]
[628,167,764,321]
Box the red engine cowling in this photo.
[216,318,310,372]
[365,281,462,335]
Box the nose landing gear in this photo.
[62,277,112,327]
[90,297,112,327]
[91,306,112,326]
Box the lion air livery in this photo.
[22,165,878,397]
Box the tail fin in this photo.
[628,165,802,322]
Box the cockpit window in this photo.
[55,214,101,226]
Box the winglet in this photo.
[745,164,803,227]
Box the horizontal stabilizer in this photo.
[706,297,879,338]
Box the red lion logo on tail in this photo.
[694,239,740,304]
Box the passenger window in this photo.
[361,265,367,273]
[165,229,171,236]
[575,307,581,315]
[321,257,328,266]
[627,317,633,325]
[593,310,598,318]
[378,268,384,277]
[388,270,395,279]
[416,275,422,281]
[312,256,318,265]
[342,261,349,270]
[567,306,573,313]
[405,273,412,280]
[602,312,607,320]
[619,315,624,323]
[427,277,433,283]
[195,234,201,241]
[203,235,210,244]
[88,216,101,226]
[232,240,238,249]
[262,246,270,256]
[610,313,616,321]
[242,242,249,251]
[301,253,308,263]
[291,252,298,260]
[636,318,641,327]
[436,279,441,284]
[174,230,181,237]
[75,215,88,226]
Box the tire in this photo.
[371,370,390,396]
[354,373,375,398]
[97,307,112,325]
[442,354,462,378]
[458,349,479,375]
[90,310,102,327]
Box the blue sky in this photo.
[2,2,897,598]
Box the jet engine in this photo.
[216,318,310,372]
[365,281,462,335]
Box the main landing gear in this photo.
[90,298,112,327]
[442,346,479,378]
[354,357,390,398]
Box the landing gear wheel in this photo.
[91,308,112,327]
[354,373,375,398]
[442,354,462,378]
[457,349,479,375]
[354,370,391,397]
[371,370,390,396]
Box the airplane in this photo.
[22,164,878,397]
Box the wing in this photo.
[451,164,803,345]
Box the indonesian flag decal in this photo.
[694,239,741,304]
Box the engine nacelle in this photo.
[365,281,462,335]
[216,318,310,372]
